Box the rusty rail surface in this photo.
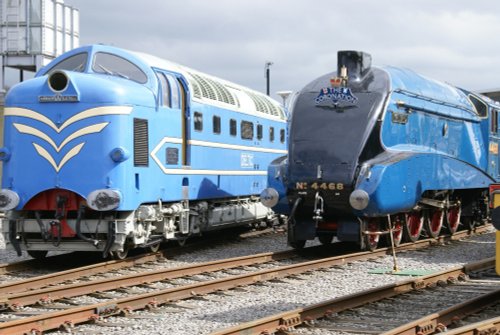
[0,225,492,310]
[0,225,493,334]
[209,258,495,335]
[0,233,494,335]
[0,224,491,296]
[436,316,500,335]
[0,249,297,310]
[382,287,500,335]
[0,252,165,295]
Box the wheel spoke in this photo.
[424,209,443,238]
[446,205,461,235]
[364,218,380,251]
[387,214,403,247]
[404,211,423,242]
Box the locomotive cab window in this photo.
[468,94,488,118]
[47,52,88,73]
[280,129,285,143]
[93,52,147,84]
[213,115,221,134]
[269,127,275,142]
[194,112,203,131]
[241,121,254,140]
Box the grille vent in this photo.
[247,91,281,116]
[134,118,149,166]
[188,72,236,105]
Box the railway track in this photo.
[210,259,499,335]
[0,225,491,299]
[0,225,493,334]
[0,226,281,277]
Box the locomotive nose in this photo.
[349,189,369,210]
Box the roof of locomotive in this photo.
[293,65,477,118]
[382,66,474,112]
[37,44,285,121]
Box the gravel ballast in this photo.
[0,222,496,335]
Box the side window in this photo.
[269,127,275,142]
[257,124,263,140]
[280,129,285,143]
[166,74,180,109]
[93,52,147,83]
[157,73,171,107]
[213,115,221,134]
[492,109,499,134]
[230,119,237,136]
[469,94,488,117]
[194,112,203,131]
[241,121,254,140]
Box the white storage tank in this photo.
[0,0,79,57]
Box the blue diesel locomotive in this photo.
[261,50,498,250]
[0,44,287,258]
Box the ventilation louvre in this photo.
[188,72,236,105]
[246,91,281,116]
[134,118,149,166]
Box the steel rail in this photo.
[436,316,500,335]
[0,249,493,335]
[0,224,491,297]
[0,226,490,310]
[0,249,297,310]
[0,226,279,276]
[208,258,495,335]
[381,288,500,335]
[0,252,165,296]
[0,228,282,294]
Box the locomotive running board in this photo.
[418,198,460,209]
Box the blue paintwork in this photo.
[355,67,496,216]
[2,45,287,211]
[269,63,499,221]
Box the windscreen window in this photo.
[47,53,87,73]
[93,52,147,84]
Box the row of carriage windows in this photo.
[156,71,285,142]
[194,111,285,143]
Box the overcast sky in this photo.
[57,1,500,100]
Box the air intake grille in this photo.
[134,118,149,166]
[247,91,281,116]
[188,72,236,105]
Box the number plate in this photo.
[295,182,344,191]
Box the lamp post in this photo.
[265,61,273,96]
[276,90,293,117]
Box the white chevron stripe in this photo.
[13,122,108,152]
[5,106,132,133]
[58,123,108,150]
[33,142,85,172]
[14,124,58,151]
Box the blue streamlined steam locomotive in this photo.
[261,50,498,250]
[0,44,287,258]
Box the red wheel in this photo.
[404,211,423,242]
[363,218,380,251]
[386,214,403,247]
[424,209,443,238]
[446,205,461,235]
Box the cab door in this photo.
[156,71,189,167]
